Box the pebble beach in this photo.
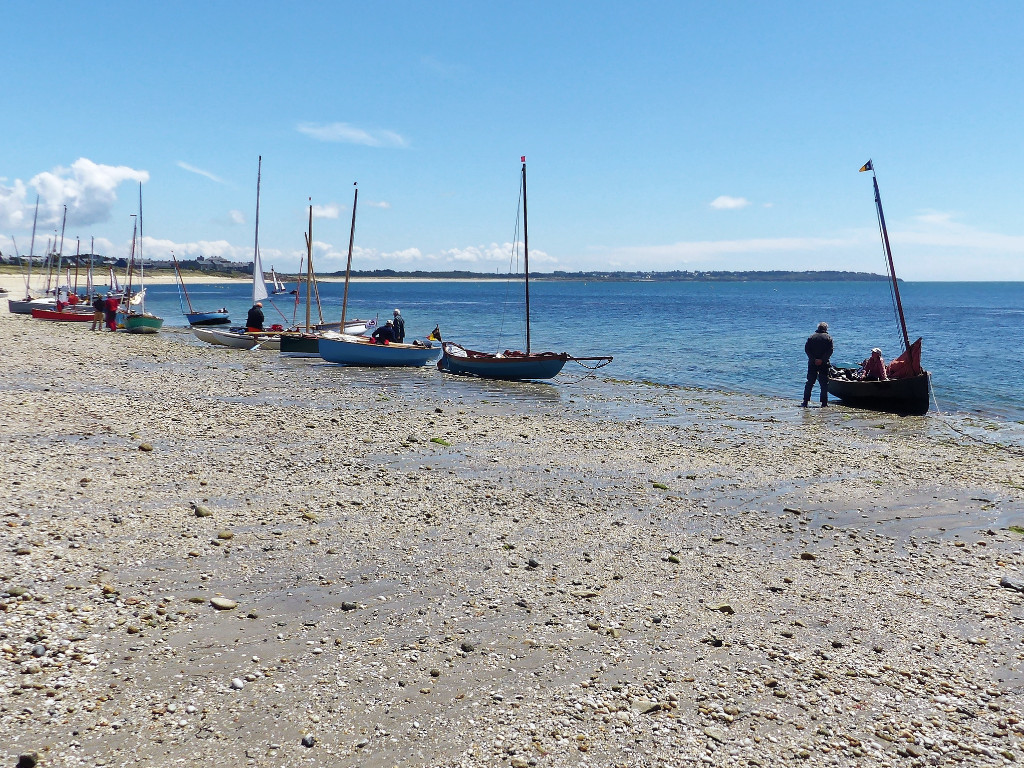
[2,300,1024,768]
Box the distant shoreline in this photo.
[0,268,898,291]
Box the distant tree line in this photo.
[322,268,893,282]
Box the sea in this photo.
[132,278,1023,435]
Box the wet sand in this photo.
[2,310,1023,767]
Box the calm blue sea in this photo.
[138,279,1023,424]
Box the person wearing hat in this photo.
[801,321,834,407]
[90,294,105,331]
[246,301,265,333]
[859,347,888,381]
[371,319,396,344]
[392,308,405,344]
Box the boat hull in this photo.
[192,327,281,350]
[10,298,54,315]
[319,335,441,367]
[438,343,568,380]
[279,333,320,358]
[31,307,94,322]
[827,371,931,415]
[186,311,231,326]
[124,314,164,334]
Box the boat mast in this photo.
[252,156,269,304]
[138,183,146,314]
[864,160,912,355]
[305,200,313,332]
[522,157,531,355]
[171,251,195,313]
[27,196,38,295]
[340,183,358,332]
[57,205,67,289]
[73,238,81,294]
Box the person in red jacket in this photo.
[104,294,120,331]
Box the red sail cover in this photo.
[886,337,922,379]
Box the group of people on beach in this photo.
[245,302,406,344]
[801,321,890,407]
[90,294,121,332]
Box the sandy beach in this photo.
[2,308,1023,767]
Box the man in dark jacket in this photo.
[802,321,834,407]
[371,320,396,344]
[392,309,405,343]
[246,302,264,332]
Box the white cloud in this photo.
[710,195,751,210]
[0,159,149,231]
[229,210,246,225]
[177,161,224,184]
[296,122,409,148]
[312,203,340,219]
[365,200,391,209]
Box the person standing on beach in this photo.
[802,321,833,407]
[392,309,405,343]
[90,294,105,331]
[103,294,119,331]
[246,302,264,332]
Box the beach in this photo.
[2,309,1023,767]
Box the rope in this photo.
[927,387,1024,457]
[558,357,614,385]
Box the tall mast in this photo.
[864,161,912,355]
[251,156,268,304]
[73,238,81,293]
[27,195,39,294]
[340,183,358,332]
[305,199,313,332]
[522,158,531,355]
[170,251,194,312]
[138,182,146,313]
[57,205,67,284]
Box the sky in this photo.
[2,2,1023,281]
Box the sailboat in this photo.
[192,156,282,350]
[437,158,612,380]
[827,160,931,414]
[171,252,230,325]
[279,201,377,357]
[269,266,293,296]
[318,184,442,367]
[121,183,164,333]
[9,197,56,314]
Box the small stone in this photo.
[217,530,234,540]
[230,678,245,690]
[631,699,660,714]
[211,598,238,611]
[31,644,46,658]
[799,552,817,561]
[460,641,476,653]
[341,601,358,611]
[703,727,727,743]
[139,443,153,452]
[193,504,213,518]
[1000,576,1024,593]
[301,734,316,748]
[709,603,735,615]
[17,753,39,768]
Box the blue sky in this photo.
[2,1,1022,280]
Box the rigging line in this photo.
[497,181,526,352]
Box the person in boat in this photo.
[858,348,889,381]
[56,286,70,312]
[246,301,265,333]
[801,321,833,407]
[392,309,405,344]
[371,320,396,344]
[90,294,105,331]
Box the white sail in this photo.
[251,157,269,304]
